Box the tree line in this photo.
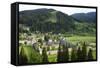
[41,42,94,63]
[19,34,95,64]
[19,42,94,64]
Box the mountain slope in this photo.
[71,12,96,23]
[19,8,96,35]
[19,8,76,33]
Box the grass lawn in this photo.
[48,54,57,62]
[19,45,42,63]
[67,36,96,44]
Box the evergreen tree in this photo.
[71,48,77,61]
[77,46,82,61]
[57,45,63,62]
[62,45,69,62]
[42,47,49,63]
[87,48,93,61]
[57,44,69,62]
[44,34,50,42]
[19,47,28,64]
[81,42,87,61]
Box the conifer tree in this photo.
[44,34,50,42]
[57,43,69,62]
[42,47,49,63]
[87,48,93,61]
[71,48,77,61]
[81,42,87,61]
[57,45,63,62]
[77,46,82,61]
[62,45,69,62]
[19,47,28,64]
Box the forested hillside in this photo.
[19,8,96,35]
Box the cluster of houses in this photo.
[19,34,69,46]
[19,33,75,54]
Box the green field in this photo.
[48,54,57,62]
[67,36,96,45]
[19,45,42,63]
